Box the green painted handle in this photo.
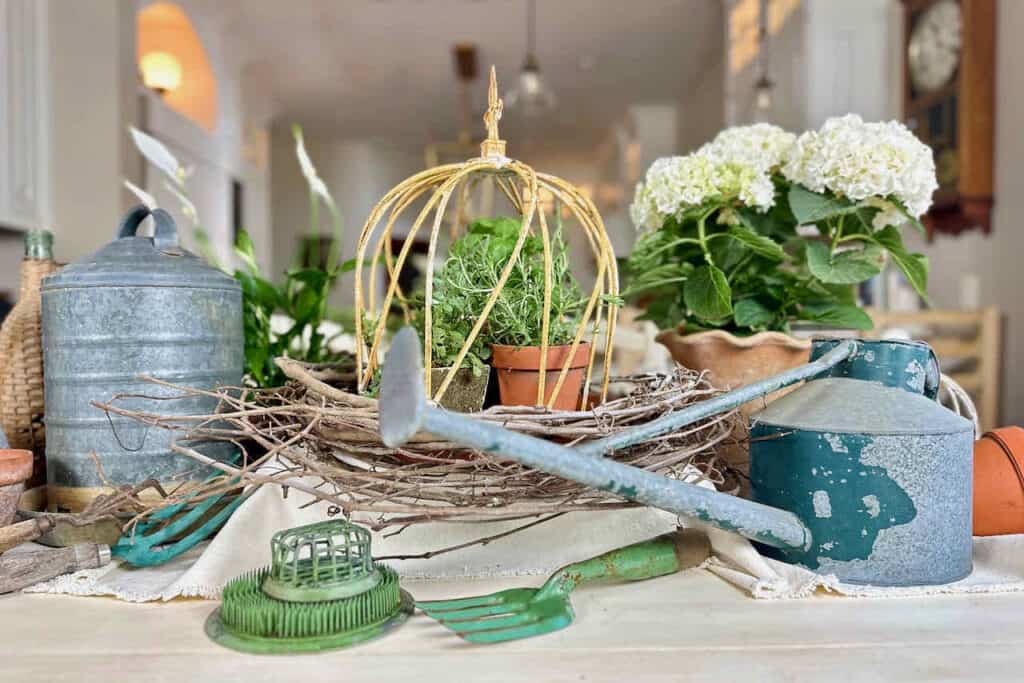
[536,529,710,600]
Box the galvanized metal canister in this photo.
[41,206,243,512]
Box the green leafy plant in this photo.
[231,125,349,386]
[233,234,355,386]
[625,120,932,335]
[408,215,585,367]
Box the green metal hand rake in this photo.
[416,529,710,644]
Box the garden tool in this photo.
[206,519,413,655]
[380,327,974,587]
[0,517,54,554]
[112,476,251,567]
[0,543,110,594]
[417,528,710,644]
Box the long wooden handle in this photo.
[0,543,110,594]
[0,517,54,553]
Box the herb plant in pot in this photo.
[408,281,491,413]
[449,216,588,411]
[625,118,935,405]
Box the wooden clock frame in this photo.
[902,0,996,239]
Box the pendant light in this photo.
[754,0,775,112]
[505,0,556,116]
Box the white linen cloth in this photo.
[25,479,680,601]
[703,527,1024,599]
[26,467,1024,602]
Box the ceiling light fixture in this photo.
[505,0,556,116]
[140,51,183,96]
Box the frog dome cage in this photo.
[353,67,620,410]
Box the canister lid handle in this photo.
[116,205,179,249]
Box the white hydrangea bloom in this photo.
[630,149,778,231]
[630,155,720,230]
[782,114,938,219]
[700,123,796,173]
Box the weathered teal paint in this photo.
[750,429,917,570]
[809,338,940,399]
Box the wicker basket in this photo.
[0,233,58,487]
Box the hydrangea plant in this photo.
[625,117,934,335]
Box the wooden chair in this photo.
[863,307,1002,432]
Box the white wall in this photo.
[727,0,893,131]
[45,0,138,264]
[140,0,271,272]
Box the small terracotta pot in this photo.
[655,328,812,416]
[491,343,592,411]
[0,449,33,528]
[973,427,1024,536]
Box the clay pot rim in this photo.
[655,328,812,351]
[491,342,592,371]
[0,449,33,487]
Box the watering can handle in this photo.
[116,205,180,250]
[924,346,941,400]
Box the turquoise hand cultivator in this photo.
[380,327,974,589]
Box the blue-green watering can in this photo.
[379,328,974,587]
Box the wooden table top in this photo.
[2,567,1021,682]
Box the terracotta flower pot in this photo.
[655,328,811,494]
[491,343,592,411]
[655,328,812,415]
[973,427,1024,536]
[0,449,33,528]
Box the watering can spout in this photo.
[380,327,813,552]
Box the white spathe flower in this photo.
[293,125,337,213]
[699,123,796,173]
[129,126,188,186]
[123,180,157,210]
[630,152,776,231]
[782,114,938,218]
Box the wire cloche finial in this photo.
[480,66,507,158]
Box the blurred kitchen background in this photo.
[0,0,1017,420]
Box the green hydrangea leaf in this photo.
[789,185,860,225]
[684,264,732,322]
[734,298,775,329]
[870,226,929,299]
[799,302,874,330]
[727,225,786,261]
[805,241,883,284]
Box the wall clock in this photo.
[902,0,995,238]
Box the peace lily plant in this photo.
[625,116,936,335]
[127,125,349,387]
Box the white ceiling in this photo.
[198,0,723,149]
